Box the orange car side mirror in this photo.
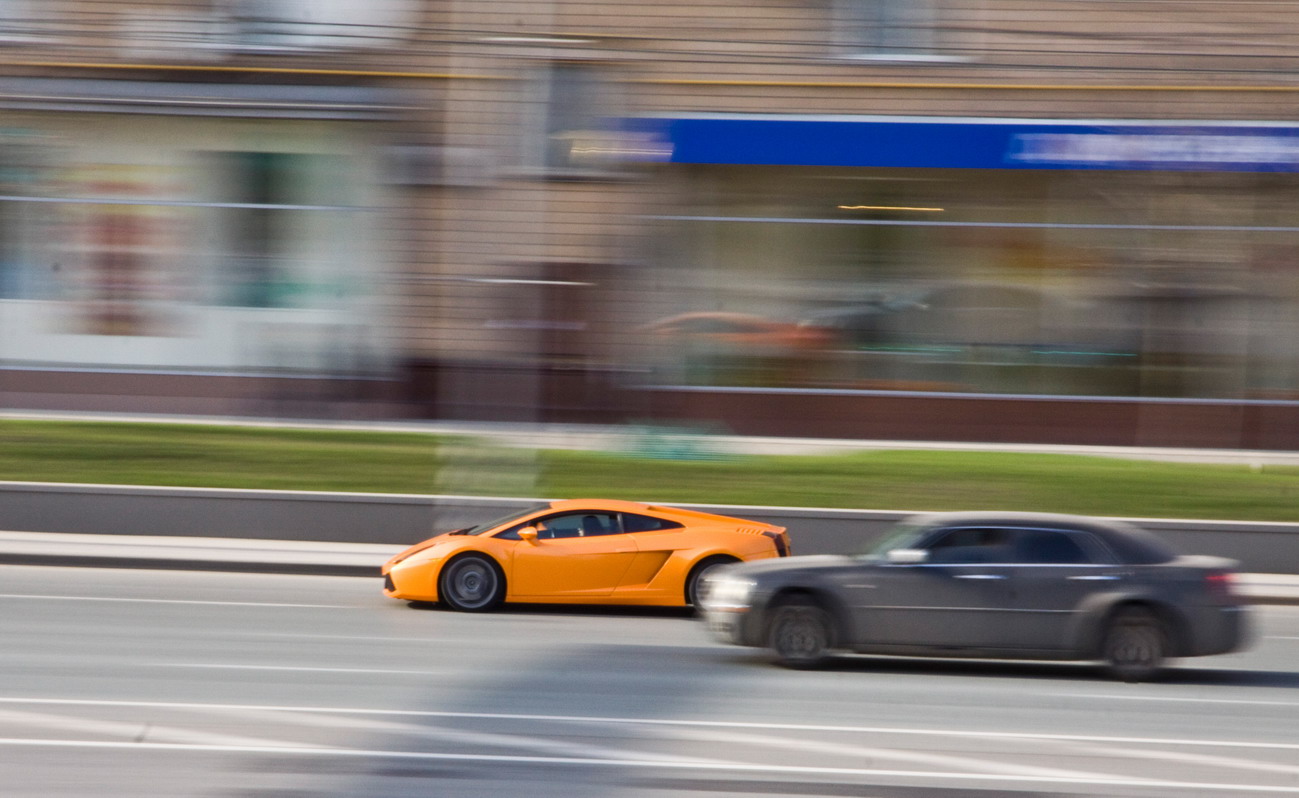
[518,527,540,544]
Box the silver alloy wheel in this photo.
[1103,608,1166,682]
[768,599,832,669]
[441,556,501,611]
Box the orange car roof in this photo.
[546,499,777,529]
[547,498,655,513]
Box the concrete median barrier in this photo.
[2,480,1298,580]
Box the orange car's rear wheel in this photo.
[439,554,505,612]
[686,556,738,608]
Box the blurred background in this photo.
[4,9,1299,798]
[0,0,1297,448]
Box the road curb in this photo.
[0,553,377,577]
[0,530,396,579]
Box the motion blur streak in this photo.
[2,738,1299,794]
[2,696,1298,751]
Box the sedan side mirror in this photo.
[886,548,929,565]
[518,527,540,545]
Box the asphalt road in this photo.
[3,566,1299,798]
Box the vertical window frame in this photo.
[831,0,965,63]
[521,60,629,179]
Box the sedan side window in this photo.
[1014,529,1093,564]
[924,527,1015,564]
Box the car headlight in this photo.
[388,542,450,568]
[702,576,756,610]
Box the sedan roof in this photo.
[905,510,1180,564]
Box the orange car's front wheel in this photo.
[439,554,506,612]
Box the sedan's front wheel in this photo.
[439,555,505,612]
[767,597,833,669]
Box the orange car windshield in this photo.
[465,504,549,535]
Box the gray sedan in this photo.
[700,511,1250,681]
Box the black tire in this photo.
[438,554,505,612]
[1102,607,1167,682]
[766,596,834,669]
[685,556,736,608]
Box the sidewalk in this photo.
[2,530,1297,604]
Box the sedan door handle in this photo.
[955,574,1006,580]
[1067,574,1120,581]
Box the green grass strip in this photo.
[0,419,1295,522]
[540,449,1299,521]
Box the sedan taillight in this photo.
[1205,571,1237,602]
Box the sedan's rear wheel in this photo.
[767,597,833,669]
[1102,607,1167,682]
[439,555,505,612]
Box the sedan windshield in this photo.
[465,505,549,535]
[857,522,927,559]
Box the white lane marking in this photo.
[1026,734,1299,778]
[0,708,319,749]
[161,664,438,675]
[656,721,1112,781]
[1265,636,1299,640]
[236,707,731,766]
[1,697,1295,752]
[3,738,1299,793]
[230,631,705,649]
[1047,693,1299,708]
[0,593,352,608]
[240,632,447,643]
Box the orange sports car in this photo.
[382,499,791,611]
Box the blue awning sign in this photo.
[621,115,1299,172]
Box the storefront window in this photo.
[0,131,46,299]
[645,165,1299,400]
[206,151,353,310]
[0,115,389,376]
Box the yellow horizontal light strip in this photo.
[838,205,944,212]
[1,59,1298,92]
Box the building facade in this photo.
[2,1,1298,447]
